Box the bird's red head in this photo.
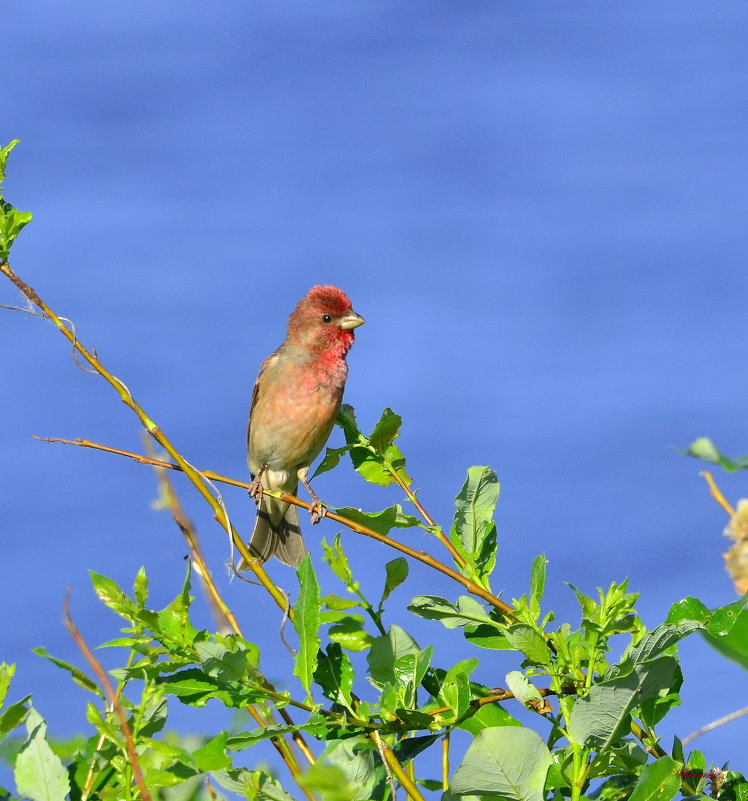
[285,285,365,357]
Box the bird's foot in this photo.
[309,501,327,525]
[248,478,264,505]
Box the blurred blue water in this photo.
[3,0,748,793]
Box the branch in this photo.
[387,466,466,568]
[369,731,426,801]
[39,436,516,618]
[682,704,748,747]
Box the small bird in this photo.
[241,285,365,568]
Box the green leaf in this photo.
[89,571,137,620]
[0,664,14,709]
[0,696,30,738]
[14,707,70,801]
[503,625,553,665]
[627,756,682,801]
[85,701,121,743]
[314,643,354,708]
[312,445,351,479]
[381,558,409,605]
[392,647,432,708]
[0,141,21,187]
[322,534,356,587]
[369,408,403,455]
[335,505,420,536]
[322,593,360,611]
[32,648,104,697]
[706,594,747,636]
[157,565,197,645]
[328,616,374,652]
[668,594,747,641]
[459,702,522,734]
[569,657,677,748]
[667,596,710,626]
[638,663,683,728]
[193,731,231,771]
[367,625,420,688]
[156,668,227,707]
[464,622,514,650]
[684,437,748,471]
[452,727,552,801]
[306,738,380,801]
[606,621,701,680]
[336,403,359,437]
[294,554,321,700]
[138,697,168,737]
[702,609,748,670]
[339,406,412,487]
[504,671,544,710]
[196,640,256,683]
[450,466,500,585]
[408,595,498,630]
[0,141,32,263]
[133,566,149,607]
[529,555,547,621]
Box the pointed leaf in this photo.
[369,408,402,455]
[32,648,104,697]
[408,595,498,630]
[381,558,409,605]
[335,505,419,536]
[684,437,748,471]
[0,663,14,709]
[368,625,420,687]
[503,625,553,665]
[529,555,547,621]
[450,467,500,581]
[314,643,354,708]
[294,555,321,699]
[628,756,682,801]
[312,446,350,479]
[14,708,70,801]
[322,534,355,587]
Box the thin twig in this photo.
[63,593,152,801]
[388,469,466,567]
[38,436,517,618]
[682,704,748,747]
[441,732,450,792]
[0,262,289,614]
[369,731,426,801]
[371,730,398,801]
[700,471,735,517]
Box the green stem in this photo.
[352,585,387,636]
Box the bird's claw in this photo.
[248,478,264,505]
[309,501,327,525]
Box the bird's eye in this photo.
[322,314,332,323]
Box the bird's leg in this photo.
[299,468,327,525]
[248,463,267,505]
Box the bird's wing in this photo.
[247,350,280,454]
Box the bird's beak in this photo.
[339,311,365,330]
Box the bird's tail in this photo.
[240,485,307,569]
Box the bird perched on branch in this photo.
[240,285,365,568]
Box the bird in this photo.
[240,285,365,568]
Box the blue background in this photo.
[2,0,747,794]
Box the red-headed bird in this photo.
[241,286,365,567]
